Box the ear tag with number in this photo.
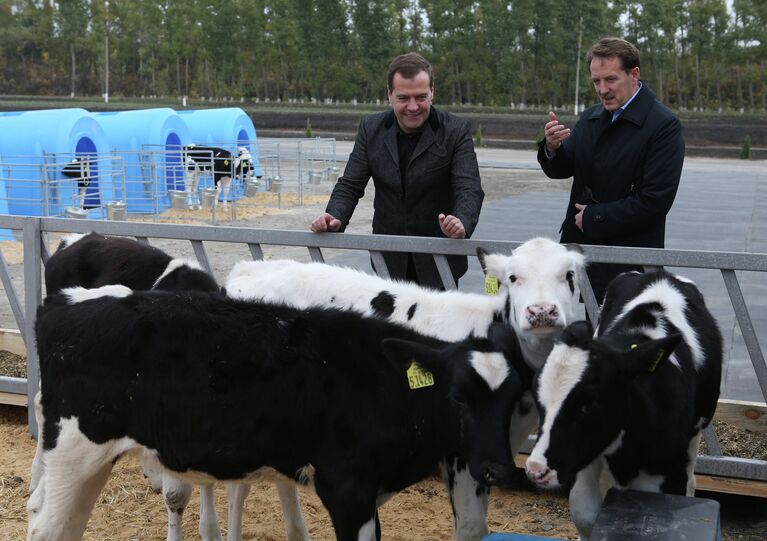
[484,276,500,295]
[648,348,666,373]
[407,361,434,390]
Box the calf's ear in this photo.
[476,248,507,282]
[619,333,683,377]
[565,244,586,273]
[381,338,444,375]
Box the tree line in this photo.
[1,0,765,113]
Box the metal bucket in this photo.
[308,171,323,185]
[64,206,88,219]
[327,166,340,183]
[105,201,127,221]
[170,190,187,209]
[201,187,218,209]
[245,178,260,197]
[269,176,283,193]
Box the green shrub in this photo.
[740,134,752,159]
[305,117,313,138]
[475,123,484,147]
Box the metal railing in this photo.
[257,137,339,205]
[0,153,126,220]
[0,214,764,485]
[0,138,338,226]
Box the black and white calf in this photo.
[44,232,220,295]
[183,145,251,210]
[40,231,229,541]
[224,236,586,541]
[61,157,93,209]
[29,288,523,541]
[476,237,585,370]
[525,271,722,539]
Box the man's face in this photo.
[590,56,640,112]
[388,70,433,134]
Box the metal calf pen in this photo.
[0,215,764,494]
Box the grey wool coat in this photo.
[326,107,484,289]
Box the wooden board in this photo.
[0,328,25,357]
[514,454,767,499]
[695,474,767,498]
[0,391,27,407]
[714,399,767,435]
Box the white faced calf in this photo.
[477,236,585,369]
[525,271,722,539]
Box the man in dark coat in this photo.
[538,37,684,303]
[311,52,484,289]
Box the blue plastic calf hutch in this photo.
[0,108,113,218]
[176,108,260,200]
[91,108,192,213]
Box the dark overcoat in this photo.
[326,107,484,288]
[537,83,684,300]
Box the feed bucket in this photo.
[64,206,88,219]
[269,176,283,193]
[105,201,127,221]
[245,178,260,197]
[170,190,187,209]
[201,187,218,209]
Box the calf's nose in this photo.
[481,462,515,488]
[526,303,560,327]
[525,457,551,482]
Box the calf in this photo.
[61,157,93,209]
[44,232,219,295]
[525,271,722,539]
[183,145,250,210]
[476,237,585,370]
[224,237,585,541]
[29,287,523,541]
[234,146,254,180]
[40,232,233,541]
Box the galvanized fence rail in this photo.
[0,215,764,486]
[0,138,338,226]
[0,153,127,219]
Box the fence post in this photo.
[23,217,42,438]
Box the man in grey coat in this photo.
[538,37,684,302]
[311,52,484,289]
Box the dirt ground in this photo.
[1,166,765,539]
[1,403,765,541]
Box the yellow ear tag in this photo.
[484,276,500,296]
[224,159,230,166]
[407,361,434,390]
[648,349,665,373]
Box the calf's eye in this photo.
[508,275,517,283]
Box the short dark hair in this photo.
[586,37,640,72]
[387,52,433,90]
